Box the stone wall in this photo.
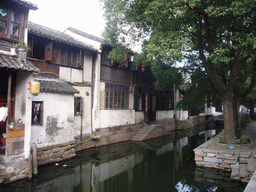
[37,141,76,166]
[75,124,143,151]
[0,155,30,184]
[6,123,25,156]
[155,115,206,131]
[194,131,256,183]
[0,115,208,184]
[176,116,206,130]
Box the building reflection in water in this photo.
[2,127,245,192]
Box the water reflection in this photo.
[0,125,246,192]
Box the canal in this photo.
[0,124,246,192]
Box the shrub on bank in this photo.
[240,118,249,129]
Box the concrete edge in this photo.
[244,170,256,192]
[194,130,224,150]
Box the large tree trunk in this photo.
[223,92,236,143]
[233,96,240,127]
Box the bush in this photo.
[240,118,249,129]
[233,127,251,144]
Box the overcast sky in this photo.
[28,0,106,38]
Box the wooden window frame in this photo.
[31,101,44,126]
[0,7,22,41]
[74,97,83,116]
[105,84,129,110]
[157,91,174,111]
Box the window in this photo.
[0,8,8,35]
[74,97,83,116]
[137,95,143,111]
[0,7,21,40]
[11,11,20,36]
[32,101,43,125]
[67,49,80,67]
[157,91,174,110]
[105,84,129,109]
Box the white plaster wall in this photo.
[207,107,216,115]
[64,30,102,51]
[59,67,71,82]
[129,91,134,110]
[135,111,144,124]
[31,92,75,148]
[15,71,34,158]
[156,110,174,121]
[59,67,83,83]
[95,82,136,128]
[99,110,135,128]
[180,110,189,120]
[71,69,83,83]
[73,86,92,136]
[83,51,93,82]
[92,53,101,131]
[174,89,180,119]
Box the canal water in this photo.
[0,124,246,192]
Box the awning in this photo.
[0,54,40,73]
[36,78,80,95]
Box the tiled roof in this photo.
[66,27,103,43]
[0,54,40,72]
[28,22,98,52]
[13,0,38,10]
[36,78,80,95]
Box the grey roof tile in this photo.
[28,22,98,52]
[0,54,40,72]
[36,78,80,95]
[13,0,38,10]
[66,27,103,43]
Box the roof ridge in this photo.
[28,21,98,52]
[28,21,68,36]
[13,0,38,10]
[66,27,103,43]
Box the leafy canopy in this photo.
[101,0,256,97]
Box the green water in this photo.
[0,127,246,192]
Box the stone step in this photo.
[131,125,156,141]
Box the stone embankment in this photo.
[0,115,208,184]
[0,155,30,183]
[194,131,256,183]
[75,116,207,152]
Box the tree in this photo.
[101,0,256,143]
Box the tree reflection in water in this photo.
[0,125,246,192]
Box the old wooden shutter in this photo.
[44,41,53,61]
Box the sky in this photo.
[28,0,106,38]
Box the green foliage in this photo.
[219,132,251,144]
[108,44,132,65]
[240,118,249,129]
[16,42,29,51]
[101,0,256,142]
[218,135,226,144]
[233,133,251,144]
[151,57,183,91]
[101,0,256,93]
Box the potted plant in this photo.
[15,42,29,52]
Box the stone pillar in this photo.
[92,53,101,132]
